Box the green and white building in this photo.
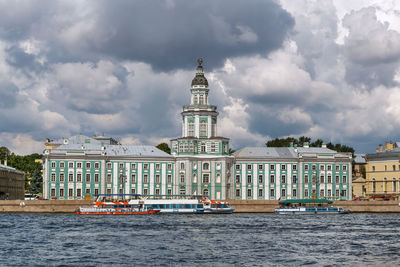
[43,59,352,200]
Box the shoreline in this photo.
[1,200,399,213]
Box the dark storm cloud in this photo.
[0,81,18,109]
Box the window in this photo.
[211,143,216,152]
[94,173,99,183]
[236,164,240,170]
[270,164,275,171]
[143,174,148,184]
[293,189,297,197]
[312,165,316,171]
[188,122,195,137]
[201,143,206,152]
[180,162,185,169]
[180,187,185,195]
[131,188,136,195]
[203,188,209,197]
[86,162,91,169]
[51,162,56,168]
[336,165,340,171]
[94,162,99,169]
[343,165,347,171]
[77,162,82,169]
[107,188,111,195]
[200,121,207,137]
[203,163,209,170]
[258,164,263,170]
[270,175,275,184]
[60,173,64,182]
[343,176,347,184]
[156,164,160,171]
[86,174,90,183]
[107,163,112,170]
[167,189,172,195]
[60,162,65,169]
[320,165,325,171]
[156,189,160,195]
[68,162,73,168]
[293,165,297,171]
[193,174,197,183]
[304,165,309,171]
[247,175,252,184]
[327,189,332,197]
[236,189,240,197]
[107,174,111,184]
[320,189,324,197]
[393,165,396,171]
[304,175,309,184]
[247,164,252,170]
[320,175,324,184]
[342,190,347,197]
[203,174,210,184]
[335,189,339,197]
[327,175,332,183]
[68,188,73,197]
[77,173,82,182]
[270,189,275,197]
[372,166,375,172]
[258,189,263,197]
[143,188,148,195]
[236,175,240,184]
[247,189,252,197]
[258,175,263,184]
[335,175,340,184]
[156,174,160,184]
[282,164,286,170]
[94,189,99,195]
[85,188,90,196]
[167,164,172,171]
[281,175,286,184]
[131,163,136,170]
[327,165,332,171]
[312,175,317,184]
[281,189,286,197]
[304,189,309,197]
[180,174,185,184]
[167,175,172,184]
[131,174,136,183]
[119,163,124,169]
[292,175,297,184]
[59,188,64,197]
[216,174,221,183]
[51,188,56,197]
[68,173,73,182]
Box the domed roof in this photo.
[191,58,208,87]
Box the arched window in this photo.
[203,188,209,197]
[203,163,209,170]
[201,143,206,152]
[372,178,376,192]
[200,121,207,137]
[199,95,204,105]
[216,174,221,183]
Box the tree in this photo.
[156,143,171,154]
[0,146,11,162]
[30,168,42,194]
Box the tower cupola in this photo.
[191,58,208,87]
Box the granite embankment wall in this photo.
[0,200,399,213]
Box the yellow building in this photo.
[352,154,366,199]
[365,142,400,200]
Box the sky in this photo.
[0,0,400,155]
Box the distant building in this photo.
[352,154,366,199]
[0,163,25,200]
[42,59,352,200]
[365,142,400,200]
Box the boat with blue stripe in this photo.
[275,199,350,214]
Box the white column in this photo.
[161,163,166,195]
[101,159,106,194]
[241,164,246,200]
[207,115,212,138]
[137,163,142,194]
[265,164,269,200]
[195,115,199,138]
[150,163,154,195]
[44,157,49,199]
[276,164,281,199]
[125,163,130,194]
[184,116,188,137]
[113,162,118,196]
[253,164,257,200]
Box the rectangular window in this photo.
[270,189,275,197]
[94,189,99,195]
[51,162,56,168]
[59,173,64,182]
[327,189,332,197]
[292,175,297,184]
[107,174,111,184]
[94,162,99,169]
[68,188,73,197]
[393,165,396,171]
[59,188,64,197]
[247,189,252,197]
[85,188,90,196]
[77,162,82,169]
[143,188,148,195]
[131,163,136,170]
[156,164,160,171]
[180,174,185,184]
[236,175,240,184]
[327,175,332,183]
[143,164,148,171]
[343,176,347,183]
[320,189,324,197]
[270,164,275,171]
[77,173,82,182]
[107,188,111,195]
[343,165,347,171]
[85,173,90,183]
[258,175,263,184]
[342,190,347,197]
[281,189,286,197]
[131,174,136,183]
[167,189,172,195]
[304,175,309,184]
[119,188,123,194]
[94,173,99,183]
[247,175,252,184]
[167,164,172,171]
[293,165,297,171]
[167,175,172,184]
[281,175,286,184]
[336,165,340,171]
[335,189,339,197]
[372,166,375,172]
[107,163,112,170]
[51,188,56,197]
[86,162,91,169]
[304,165,308,171]
[119,163,124,169]
[155,188,160,195]
[335,175,340,184]
[155,174,160,184]
[68,173,73,182]
[293,189,297,197]
[203,174,210,184]
[312,165,316,171]
[320,175,324,184]
[258,164,263,170]
[320,165,325,171]
[143,174,148,184]
[60,162,65,169]
[247,164,252,170]
[282,164,286,170]
[312,175,317,184]
[304,189,309,197]
[119,174,124,184]
[131,188,136,195]
[258,189,263,197]
[180,162,185,169]
[270,175,275,184]
[327,165,332,171]
[236,189,240,197]
[236,164,240,170]
[68,162,74,168]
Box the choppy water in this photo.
[0,213,399,266]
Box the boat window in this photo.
[184,204,190,209]
[173,204,178,209]
[197,204,204,208]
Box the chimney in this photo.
[385,142,394,152]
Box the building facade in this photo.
[0,163,25,200]
[43,59,352,200]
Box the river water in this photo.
[0,213,399,266]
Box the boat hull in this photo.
[275,207,350,215]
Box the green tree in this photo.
[0,146,11,162]
[30,168,42,194]
[156,143,171,154]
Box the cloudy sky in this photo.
[0,0,399,155]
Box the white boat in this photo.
[201,198,234,213]
[275,199,350,214]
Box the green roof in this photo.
[279,199,333,204]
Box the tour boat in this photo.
[76,199,160,215]
[275,199,350,214]
[201,198,234,214]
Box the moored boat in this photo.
[76,199,160,215]
[275,199,350,214]
[201,198,234,214]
